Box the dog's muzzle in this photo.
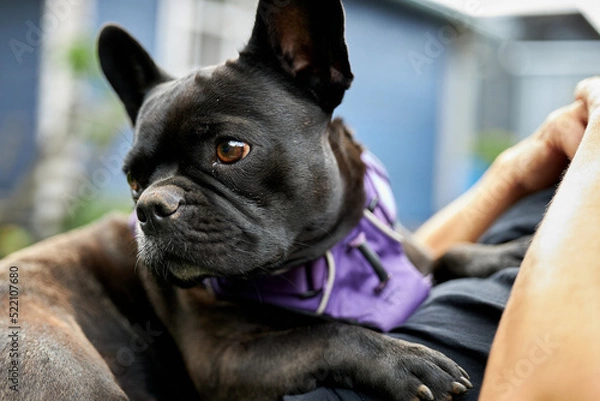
[136,185,185,235]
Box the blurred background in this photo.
[1,0,600,257]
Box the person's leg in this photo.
[387,268,518,401]
[284,188,554,401]
[478,187,554,245]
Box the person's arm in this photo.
[413,158,525,259]
[480,81,600,401]
[415,101,587,259]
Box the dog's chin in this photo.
[144,257,286,289]
[163,263,212,288]
[140,254,213,287]
[138,238,289,288]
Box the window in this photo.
[157,0,257,76]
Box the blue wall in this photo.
[94,0,158,57]
[0,0,44,198]
[338,0,447,228]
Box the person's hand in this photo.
[492,100,588,198]
[415,79,594,258]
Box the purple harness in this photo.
[207,152,432,332]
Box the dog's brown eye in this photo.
[127,172,141,195]
[216,140,250,164]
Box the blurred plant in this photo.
[58,35,131,231]
[65,35,127,146]
[67,36,98,78]
[0,225,33,259]
[467,129,517,187]
[473,129,516,165]
[26,33,131,241]
[62,198,132,232]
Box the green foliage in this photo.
[65,36,101,79]
[62,197,132,232]
[0,225,33,259]
[473,129,516,165]
[72,101,128,147]
[56,36,132,233]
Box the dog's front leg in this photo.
[434,235,533,282]
[143,282,470,401]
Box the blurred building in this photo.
[0,1,44,225]
[414,0,600,217]
[1,0,600,250]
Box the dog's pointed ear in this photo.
[242,0,353,113]
[98,24,171,125]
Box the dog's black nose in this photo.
[136,186,184,234]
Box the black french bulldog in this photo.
[97,0,479,400]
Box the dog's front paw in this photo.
[376,339,472,401]
[327,325,471,400]
[384,340,473,401]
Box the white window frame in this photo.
[156,0,257,77]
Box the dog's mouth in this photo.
[135,220,291,286]
[137,230,239,277]
[140,245,289,287]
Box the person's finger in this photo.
[548,100,588,159]
[574,77,600,116]
[566,99,589,125]
[558,114,586,160]
[546,100,588,126]
[543,101,587,159]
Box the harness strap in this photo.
[315,251,335,315]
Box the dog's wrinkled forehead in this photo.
[136,65,236,139]
[135,62,323,144]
